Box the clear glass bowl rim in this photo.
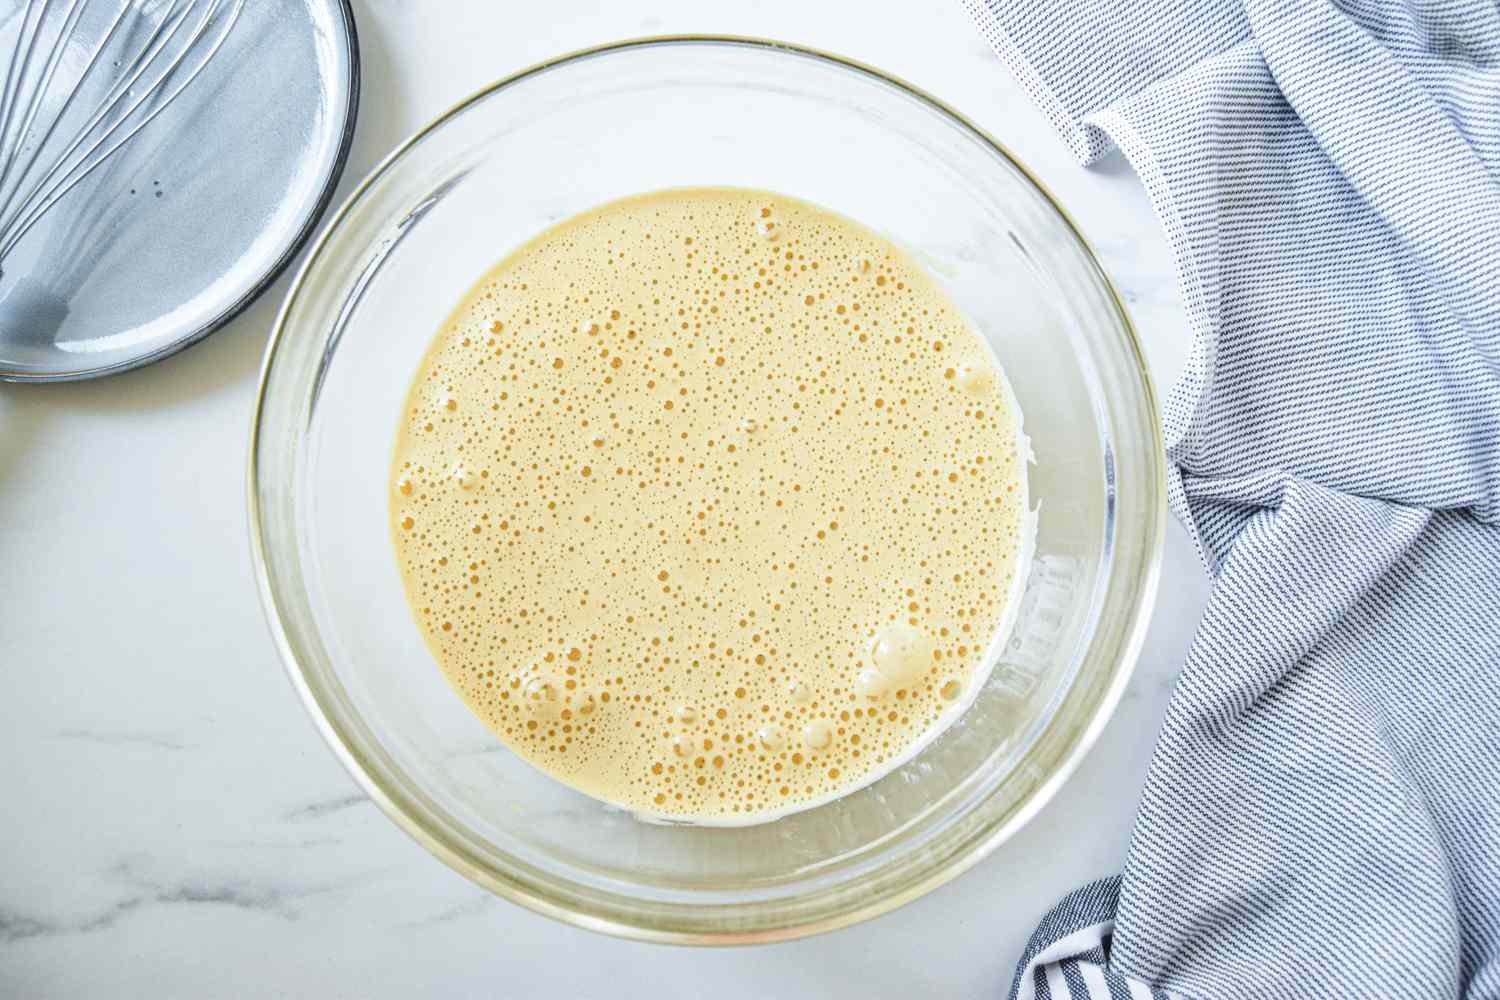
[248,34,1168,945]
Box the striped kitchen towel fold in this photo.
[962,0,1500,997]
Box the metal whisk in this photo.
[0,0,243,274]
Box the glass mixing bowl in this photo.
[249,36,1165,943]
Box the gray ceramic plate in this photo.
[0,0,358,382]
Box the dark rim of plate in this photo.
[0,0,362,384]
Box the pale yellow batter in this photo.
[391,188,1027,823]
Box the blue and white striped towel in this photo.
[962,0,1500,996]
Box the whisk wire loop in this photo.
[0,0,242,270]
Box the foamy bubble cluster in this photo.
[391,188,1027,822]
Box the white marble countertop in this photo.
[0,1,1210,996]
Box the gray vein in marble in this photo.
[1092,238,1177,309]
[52,729,191,751]
[207,837,347,850]
[402,894,493,929]
[281,794,367,822]
[0,909,56,944]
[0,873,341,945]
